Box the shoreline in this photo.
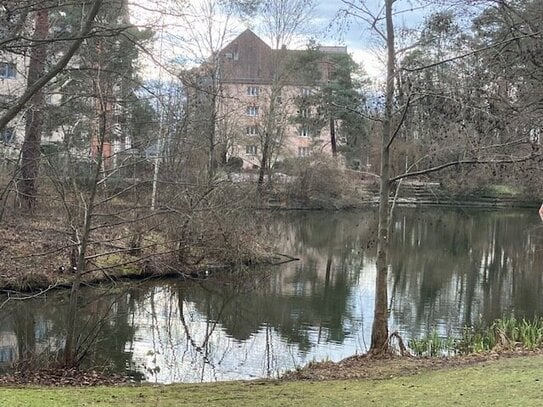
[1,196,540,294]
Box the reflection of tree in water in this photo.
[1,286,139,377]
[166,211,379,358]
[3,208,542,380]
[176,284,239,381]
[389,209,543,338]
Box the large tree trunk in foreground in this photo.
[19,8,49,210]
[369,0,395,356]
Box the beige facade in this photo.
[215,30,345,170]
[1,50,128,162]
[221,82,332,169]
[0,52,27,149]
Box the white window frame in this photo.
[301,88,311,97]
[246,126,257,136]
[299,127,309,137]
[246,106,259,116]
[298,147,309,157]
[246,145,258,155]
[247,86,259,96]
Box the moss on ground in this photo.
[1,355,542,406]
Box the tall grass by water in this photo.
[409,317,543,356]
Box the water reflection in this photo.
[0,208,542,382]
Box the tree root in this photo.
[389,331,412,357]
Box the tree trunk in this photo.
[19,8,49,210]
[369,0,395,356]
[208,79,218,182]
[257,134,270,189]
[64,87,106,368]
[330,117,337,157]
[0,0,103,133]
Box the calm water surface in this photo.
[1,208,542,382]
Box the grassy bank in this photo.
[1,355,542,406]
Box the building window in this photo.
[246,106,259,116]
[529,128,540,144]
[0,62,16,79]
[246,145,257,155]
[301,88,311,97]
[0,127,15,144]
[246,126,257,136]
[298,147,309,157]
[300,108,310,118]
[224,52,239,61]
[299,127,309,137]
[247,86,259,96]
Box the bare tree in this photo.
[174,0,237,182]
[0,0,104,212]
[339,0,543,355]
[254,0,315,189]
[0,0,104,133]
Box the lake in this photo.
[1,208,542,383]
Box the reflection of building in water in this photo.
[0,331,17,367]
[270,211,378,296]
[0,314,62,369]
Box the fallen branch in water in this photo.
[269,252,301,265]
[0,283,59,309]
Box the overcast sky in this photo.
[135,0,436,83]
[310,0,431,81]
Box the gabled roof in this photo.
[219,29,274,83]
[218,29,350,85]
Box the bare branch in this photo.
[390,153,541,183]
[0,0,104,132]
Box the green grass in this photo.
[483,184,520,196]
[1,355,543,406]
[409,327,456,356]
[457,317,543,353]
[410,318,543,356]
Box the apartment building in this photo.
[0,53,27,154]
[0,51,68,161]
[0,49,128,165]
[195,29,349,170]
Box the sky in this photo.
[133,0,435,83]
[311,0,431,81]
